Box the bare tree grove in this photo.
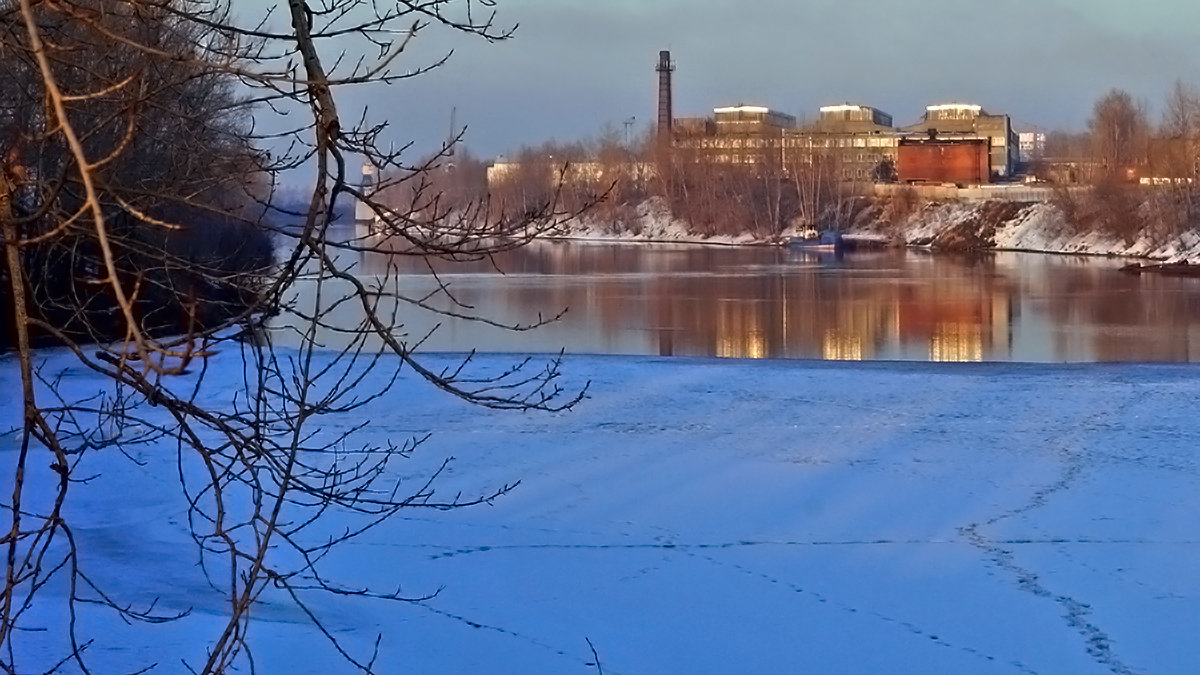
[0,1,590,672]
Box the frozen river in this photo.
[293,239,1200,362]
[5,350,1198,673]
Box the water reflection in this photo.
[290,234,1200,363]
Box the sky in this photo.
[246,0,1200,162]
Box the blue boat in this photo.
[788,230,844,253]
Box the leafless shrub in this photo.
[1,1,593,672]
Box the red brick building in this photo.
[897,138,990,184]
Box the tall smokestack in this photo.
[656,50,674,140]
[355,162,375,225]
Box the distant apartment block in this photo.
[1018,131,1047,163]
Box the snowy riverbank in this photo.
[553,197,1200,262]
[3,350,1199,673]
[894,200,1200,262]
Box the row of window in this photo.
[683,136,1019,151]
[684,137,905,150]
[688,151,896,166]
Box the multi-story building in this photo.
[673,103,901,182]
[1018,131,1047,164]
[673,105,795,166]
[791,104,902,182]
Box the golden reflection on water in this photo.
[822,330,863,361]
[930,324,984,362]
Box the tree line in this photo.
[480,125,849,240]
[0,0,274,352]
[1041,82,1200,242]
[475,83,1200,241]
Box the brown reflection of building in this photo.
[651,250,1017,362]
[897,281,1013,362]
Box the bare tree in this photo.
[1,1,591,673]
[786,148,841,229]
[1089,88,1149,181]
[1146,80,1200,232]
[1156,80,1200,179]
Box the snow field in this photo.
[2,352,1199,673]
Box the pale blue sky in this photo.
[245,0,1200,160]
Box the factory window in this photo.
[853,138,866,147]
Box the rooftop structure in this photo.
[817,104,894,129]
[713,106,797,130]
[925,103,984,121]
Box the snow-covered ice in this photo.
[2,351,1199,673]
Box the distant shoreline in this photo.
[547,197,1200,264]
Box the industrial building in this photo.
[658,51,1019,185]
[900,104,1018,179]
[486,51,1023,193]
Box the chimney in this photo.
[656,50,674,140]
[354,163,375,224]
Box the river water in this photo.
[291,238,1200,363]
